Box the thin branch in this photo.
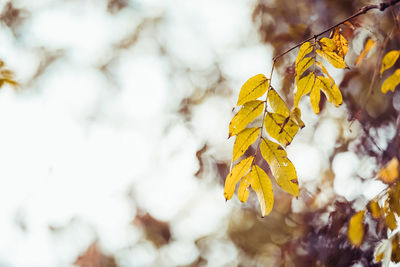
[272,0,400,62]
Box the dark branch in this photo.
[272,0,400,61]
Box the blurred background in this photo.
[0,0,399,266]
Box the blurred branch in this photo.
[272,0,400,61]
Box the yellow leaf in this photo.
[354,38,375,66]
[264,112,299,147]
[296,57,314,81]
[250,165,274,217]
[385,211,397,231]
[348,210,365,247]
[378,157,399,184]
[224,156,254,200]
[380,50,400,76]
[381,68,400,93]
[232,127,259,161]
[267,88,290,117]
[369,201,381,220]
[317,48,347,69]
[295,72,315,107]
[295,42,313,65]
[229,100,264,137]
[387,182,400,216]
[237,74,269,106]
[317,76,343,107]
[290,107,305,128]
[319,37,337,52]
[260,138,299,196]
[391,234,400,263]
[332,28,348,58]
[238,173,251,203]
[310,78,321,114]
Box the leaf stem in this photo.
[272,0,400,62]
[253,59,276,164]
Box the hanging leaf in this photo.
[224,156,254,200]
[332,28,348,58]
[380,50,400,76]
[387,182,400,216]
[295,72,315,106]
[317,49,347,68]
[296,57,314,81]
[369,200,382,220]
[238,173,251,203]
[295,42,313,65]
[354,38,375,66]
[381,69,400,93]
[229,100,264,137]
[391,234,400,263]
[318,37,337,52]
[250,165,274,217]
[385,211,397,231]
[268,88,290,117]
[317,38,347,69]
[317,76,343,107]
[378,157,399,184]
[310,78,321,114]
[237,74,269,105]
[290,107,305,128]
[264,112,299,147]
[348,210,365,247]
[232,127,259,161]
[260,138,299,196]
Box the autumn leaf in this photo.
[387,182,400,216]
[348,210,365,247]
[310,78,321,114]
[354,38,375,66]
[369,200,381,220]
[250,165,274,217]
[296,57,314,82]
[378,157,399,184]
[380,50,400,76]
[317,38,347,68]
[260,138,299,196]
[237,74,269,105]
[232,127,259,161]
[318,37,337,52]
[317,49,347,68]
[317,76,343,107]
[238,173,251,203]
[264,112,299,147]
[332,28,348,58]
[295,72,315,107]
[268,88,290,117]
[385,211,397,231]
[295,42,313,65]
[224,156,254,200]
[229,100,264,137]
[381,69,400,93]
[290,107,305,128]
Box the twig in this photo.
[272,0,400,62]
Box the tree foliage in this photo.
[224,0,400,265]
